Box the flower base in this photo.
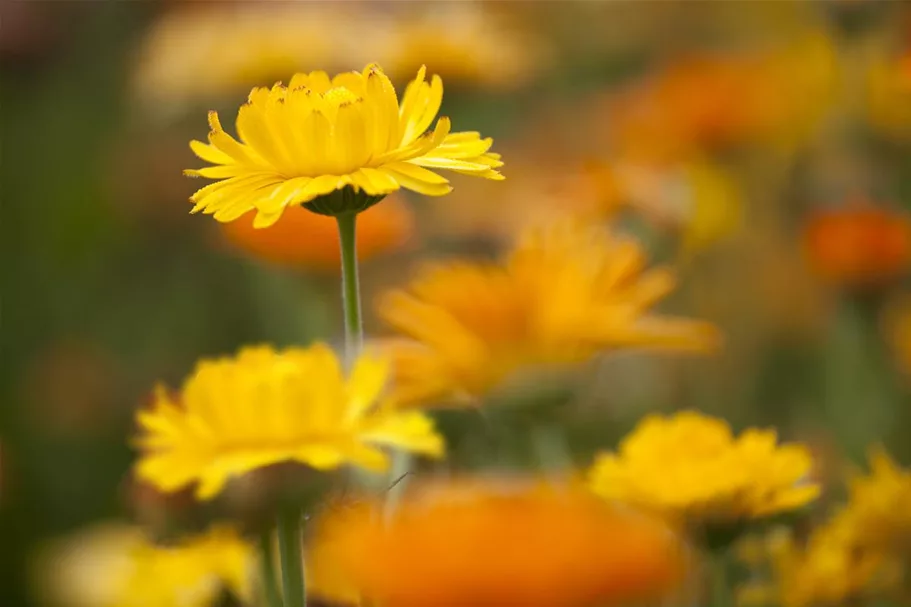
[303,186,387,217]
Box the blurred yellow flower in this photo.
[868,51,911,138]
[741,519,896,607]
[308,477,685,607]
[185,64,502,226]
[34,523,251,607]
[843,446,911,554]
[134,343,444,500]
[377,221,720,407]
[588,411,819,530]
[740,449,911,607]
[133,4,545,111]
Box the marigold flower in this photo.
[803,204,911,289]
[377,220,720,407]
[134,343,444,500]
[33,523,251,607]
[308,478,685,607]
[588,411,820,530]
[841,446,911,554]
[740,449,911,607]
[185,64,502,225]
[749,518,896,607]
[220,194,414,270]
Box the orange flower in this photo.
[309,478,685,607]
[220,195,414,270]
[803,204,911,288]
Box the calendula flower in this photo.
[308,478,684,607]
[185,64,503,225]
[602,33,834,159]
[588,411,820,532]
[842,447,911,554]
[803,203,911,289]
[33,523,251,607]
[221,194,414,271]
[739,519,896,607]
[740,448,911,607]
[377,221,720,407]
[134,343,444,500]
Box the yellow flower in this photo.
[588,411,819,529]
[377,221,720,407]
[740,519,896,607]
[185,64,503,225]
[134,343,444,500]
[33,523,251,607]
[843,446,911,554]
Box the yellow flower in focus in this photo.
[185,64,503,226]
[33,523,251,607]
[134,343,444,500]
[377,221,720,407]
[588,411,820,530]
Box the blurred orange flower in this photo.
[603,33,834,160]
[377,220,720,407]
[803,204,911,288]
[221,195,414,271]
[308,478,684,607]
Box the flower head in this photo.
[588,411,820,531]
[221,194,414,271]
[134,343,444,500]
[803,203,911,289]
[185,64,502,225]
[308,478,684,607]
[34,523,251,607]
[842,446,911,554]
[377,221,720,407]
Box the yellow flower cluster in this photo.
[741,448,911,607]
[588,411,819,529]
[134,343,444,500]
[34,524,251,607]
[378,221,721,407]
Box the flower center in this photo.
[323,86,360,106]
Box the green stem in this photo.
[530,423,573,472]
[336,212,363,361]
[258,529,283,607]
[710,551,729,607]
[277,509,305,607]
[383,449,413,521]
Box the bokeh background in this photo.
[4,1,911,605]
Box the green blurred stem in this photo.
[259,529,283,607]
[710,551,729,607]
[277,509,306,607]
[383,449,413,521]
[336,212,363,361]
[530,424,572,471]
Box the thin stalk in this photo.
[336,212,363,361]
[277,509,305,607]
[258,529,283,607]
[710,551,729,607]
[383,449,413,521]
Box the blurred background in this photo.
[4,1,911,605]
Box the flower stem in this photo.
[336,212,363,361]
[258,529,283,607]
[383,449,413,521]
[710,551,729,607]
[277,509,305,607]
